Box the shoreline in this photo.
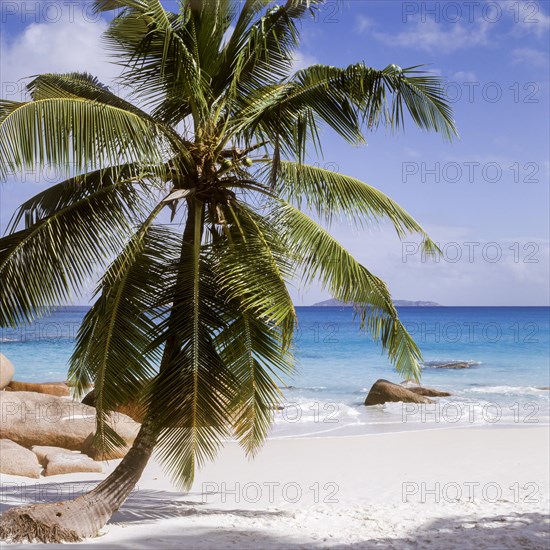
[266,420,548,440]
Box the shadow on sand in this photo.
[1,482,548,548]
[1,481,287,522]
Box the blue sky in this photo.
[0,0,548,305]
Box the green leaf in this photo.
[69,219,174,454]
[148,205,235,489]
[212,199,296,344]
[274,160,440,256]
[232,62,457,161]
[272,200,423,380]
[0,178,148,326]
[5,164,153,233]
[0,98,167,180]
[219,311,293,456]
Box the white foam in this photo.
[464,385,547,396]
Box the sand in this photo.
[1,426,549,549]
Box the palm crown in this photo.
[0,0,456,488]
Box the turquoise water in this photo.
[2,307,549,436]
[275,306,550,437]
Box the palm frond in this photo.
[5,164,155,233]
[273,160,440,255]
[69,218,174,454]
[271,200,423,380]
[183,0,236,77]
[218,311,293,456]
[27,72,156,123]
[233,62,457,160]
[212,199,296,344]
[0,98,168,180]
[227,0,324,95]
[209,197,297,455]
[94,0,208,123]
[0,178,149,327]
[148,205,235,490]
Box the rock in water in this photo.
[44,453,103,476]
[0,391,140,459]
[0,353,15,390]
[364,379,435,406]
[7,381,70,397]
[0,439,42,478]
[405,386,452,397]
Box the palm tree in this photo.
[0,0,456,542]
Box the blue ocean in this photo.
[2,306,549,437]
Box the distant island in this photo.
[312,299,442,307]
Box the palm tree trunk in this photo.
[0,419,157,543]
[0,199,203,543]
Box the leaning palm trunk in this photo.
[0,421,156,543]
[0,0,456,543]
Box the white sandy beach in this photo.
[1,425,548,549]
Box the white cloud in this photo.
[371,2,549,56]
[291,51,319,72]
[511,47,549,67]
[499,0,550,38]
[380,225,550,306]
[0,10,118,102]
[403,147,420,158]
[292,220,550,306]
[372,18,492,54]
[288,214,550,306]
[452,71,478,81]
[355,15,375,34]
